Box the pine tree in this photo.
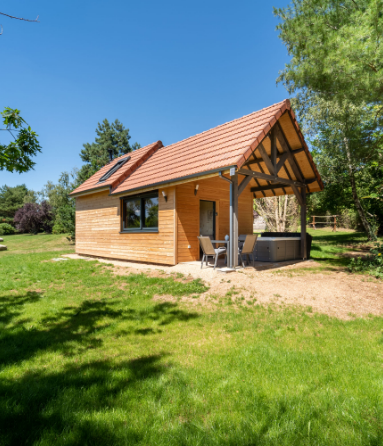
[77,119,140,184]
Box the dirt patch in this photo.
[337,251,370,259]
[152,267,383,320]
[210,271,383,320]
[143,266,383,320]
[111,265,195,285]
[63,253,383,320]
[27,288,44,294]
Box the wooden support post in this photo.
[232,174,239,267]
[313,215,316,230]
[333,216,337,232]
[301,187,307,260]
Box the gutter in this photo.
[109,165,238,197]
[69,185,111,198]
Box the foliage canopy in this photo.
[14,201,53,234]
[0,184,30,226]
[0,108,41,173]
[77,119,140,184]
[40,172,77,239]
[274,0,383,105]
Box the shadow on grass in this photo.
[0,290,200,444]
[310,231,368,244]
[0,293,199,367]
[310,257,350,267]
[0,355,165,445]
[0,291,42,326]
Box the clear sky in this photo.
[1,0,291,191]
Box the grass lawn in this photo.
[1,234,383,445]
[0,233,75,255]
[307,228,382,271]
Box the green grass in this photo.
[0,233,74,255]
[306,229,383,270]
[1,235,383,445]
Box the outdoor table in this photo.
[210,240,230,265]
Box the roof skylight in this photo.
[98,156,131,183]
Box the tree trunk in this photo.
[282,196,288,232]
[275,200,279,231]
[344,137,376,240]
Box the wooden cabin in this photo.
[70,100,323,267]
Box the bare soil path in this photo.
[63,254,383,319]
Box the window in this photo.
[98,156,131,183]
[121,191,159,232]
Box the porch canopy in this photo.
[71,99,323,267]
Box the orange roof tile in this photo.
[70,141,162,195]
[71,99,323,197]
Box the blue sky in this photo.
[1,0,291,191]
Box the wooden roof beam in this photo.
[257,142,275,176]
[274,123,304,183]
[238,168,305,188]
[243,148,305,168]
[251,184,289,193]
[250,177,317,193]
[250,151,273,196]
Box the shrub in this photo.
[14,201,54,234]
[0,223,15,235]
[349,242,383,279]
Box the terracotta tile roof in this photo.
[70,141,162,195]
[71,99,323,197]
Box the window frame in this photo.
[98,156,131,183]
[120,190,159,233]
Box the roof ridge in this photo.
[111,142,157,162]
[162,99,288,150]
[110,141,163,192]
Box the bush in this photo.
[349,242,383,279]
[0,223,15,235]
[53,204,75,241]
[14,201,54,234]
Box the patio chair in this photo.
[238,234,258,267]
[238,234,247,250]
[197,236,227,270]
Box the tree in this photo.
[40,171,77,237]
[254,196,300,232]
[0,184,29,225]
[77,119,140,184]
[274,0,383,106]
[14,201,53,234]
[293,94,383,239]
[0,108,41,173]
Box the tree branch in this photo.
[0,11,39,22]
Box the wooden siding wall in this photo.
[75,187,176,265]
[176,176,254,263]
